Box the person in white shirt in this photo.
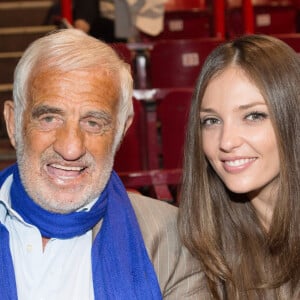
[73,0,166,42]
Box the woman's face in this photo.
[200,66,280,198]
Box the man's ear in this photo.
[114,116,134,153]
[123,115,133,136]
[3,100,16,148]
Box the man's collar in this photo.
[0,174,15,223]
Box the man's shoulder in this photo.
[127,192,206,298]
[127,191,179,256]
[128,191,178,209]
[128,191,178,228]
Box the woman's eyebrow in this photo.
[200,101,266,113]
[199,107,216,113]
[238,101,266,110]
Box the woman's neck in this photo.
[248,181,278,231]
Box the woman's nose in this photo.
[219,122,243,152]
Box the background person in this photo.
[179,34,300,299]
[0,28,202,299]
[73,0,166,42]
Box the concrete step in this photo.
[0,84,12,138]
[0,1,55,27]
[0,156,16,170]
[0,138,16,170]
[0,0,58,155]
[0,0,51,2]
[0,84,13,101]
[0,25,56,51]
[0,51,22,84]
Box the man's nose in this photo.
[53,123,86,160]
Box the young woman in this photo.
[179,34,300,299]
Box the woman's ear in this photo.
[3,100,16,148]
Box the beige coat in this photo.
[92,192,208,299]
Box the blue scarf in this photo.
[0,164,162,299]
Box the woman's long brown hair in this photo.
[179,34,300,299]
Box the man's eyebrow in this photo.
[84,110,112,121]
[32,105,64,119]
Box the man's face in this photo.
[14,68,120,213]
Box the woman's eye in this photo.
[200,117,220,127]
[245,111,268,121]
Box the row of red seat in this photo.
[112,39,217,203]
[137,1,299,42]
[112,34,300,203]
[112,38,224,172]
[58,0,300,43]
[113,33,300,170]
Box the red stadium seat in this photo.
[131,88,193,170]
[119,168,182,204]
[115,90,184,204]
[114,98,148,172]
[139,0,211,41]
[226,4,297,37]
[149,38,224,88]
[165,0,205,11]
[124,88,193,204]
[156,88,193,169]
[272,33,300,53]
[113,41,203,201]
[110,42,133,67]
[140,10,212,41]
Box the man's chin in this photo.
[28,186,94,213]
[34,196,91,214]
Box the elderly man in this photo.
[0,29,203,299]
